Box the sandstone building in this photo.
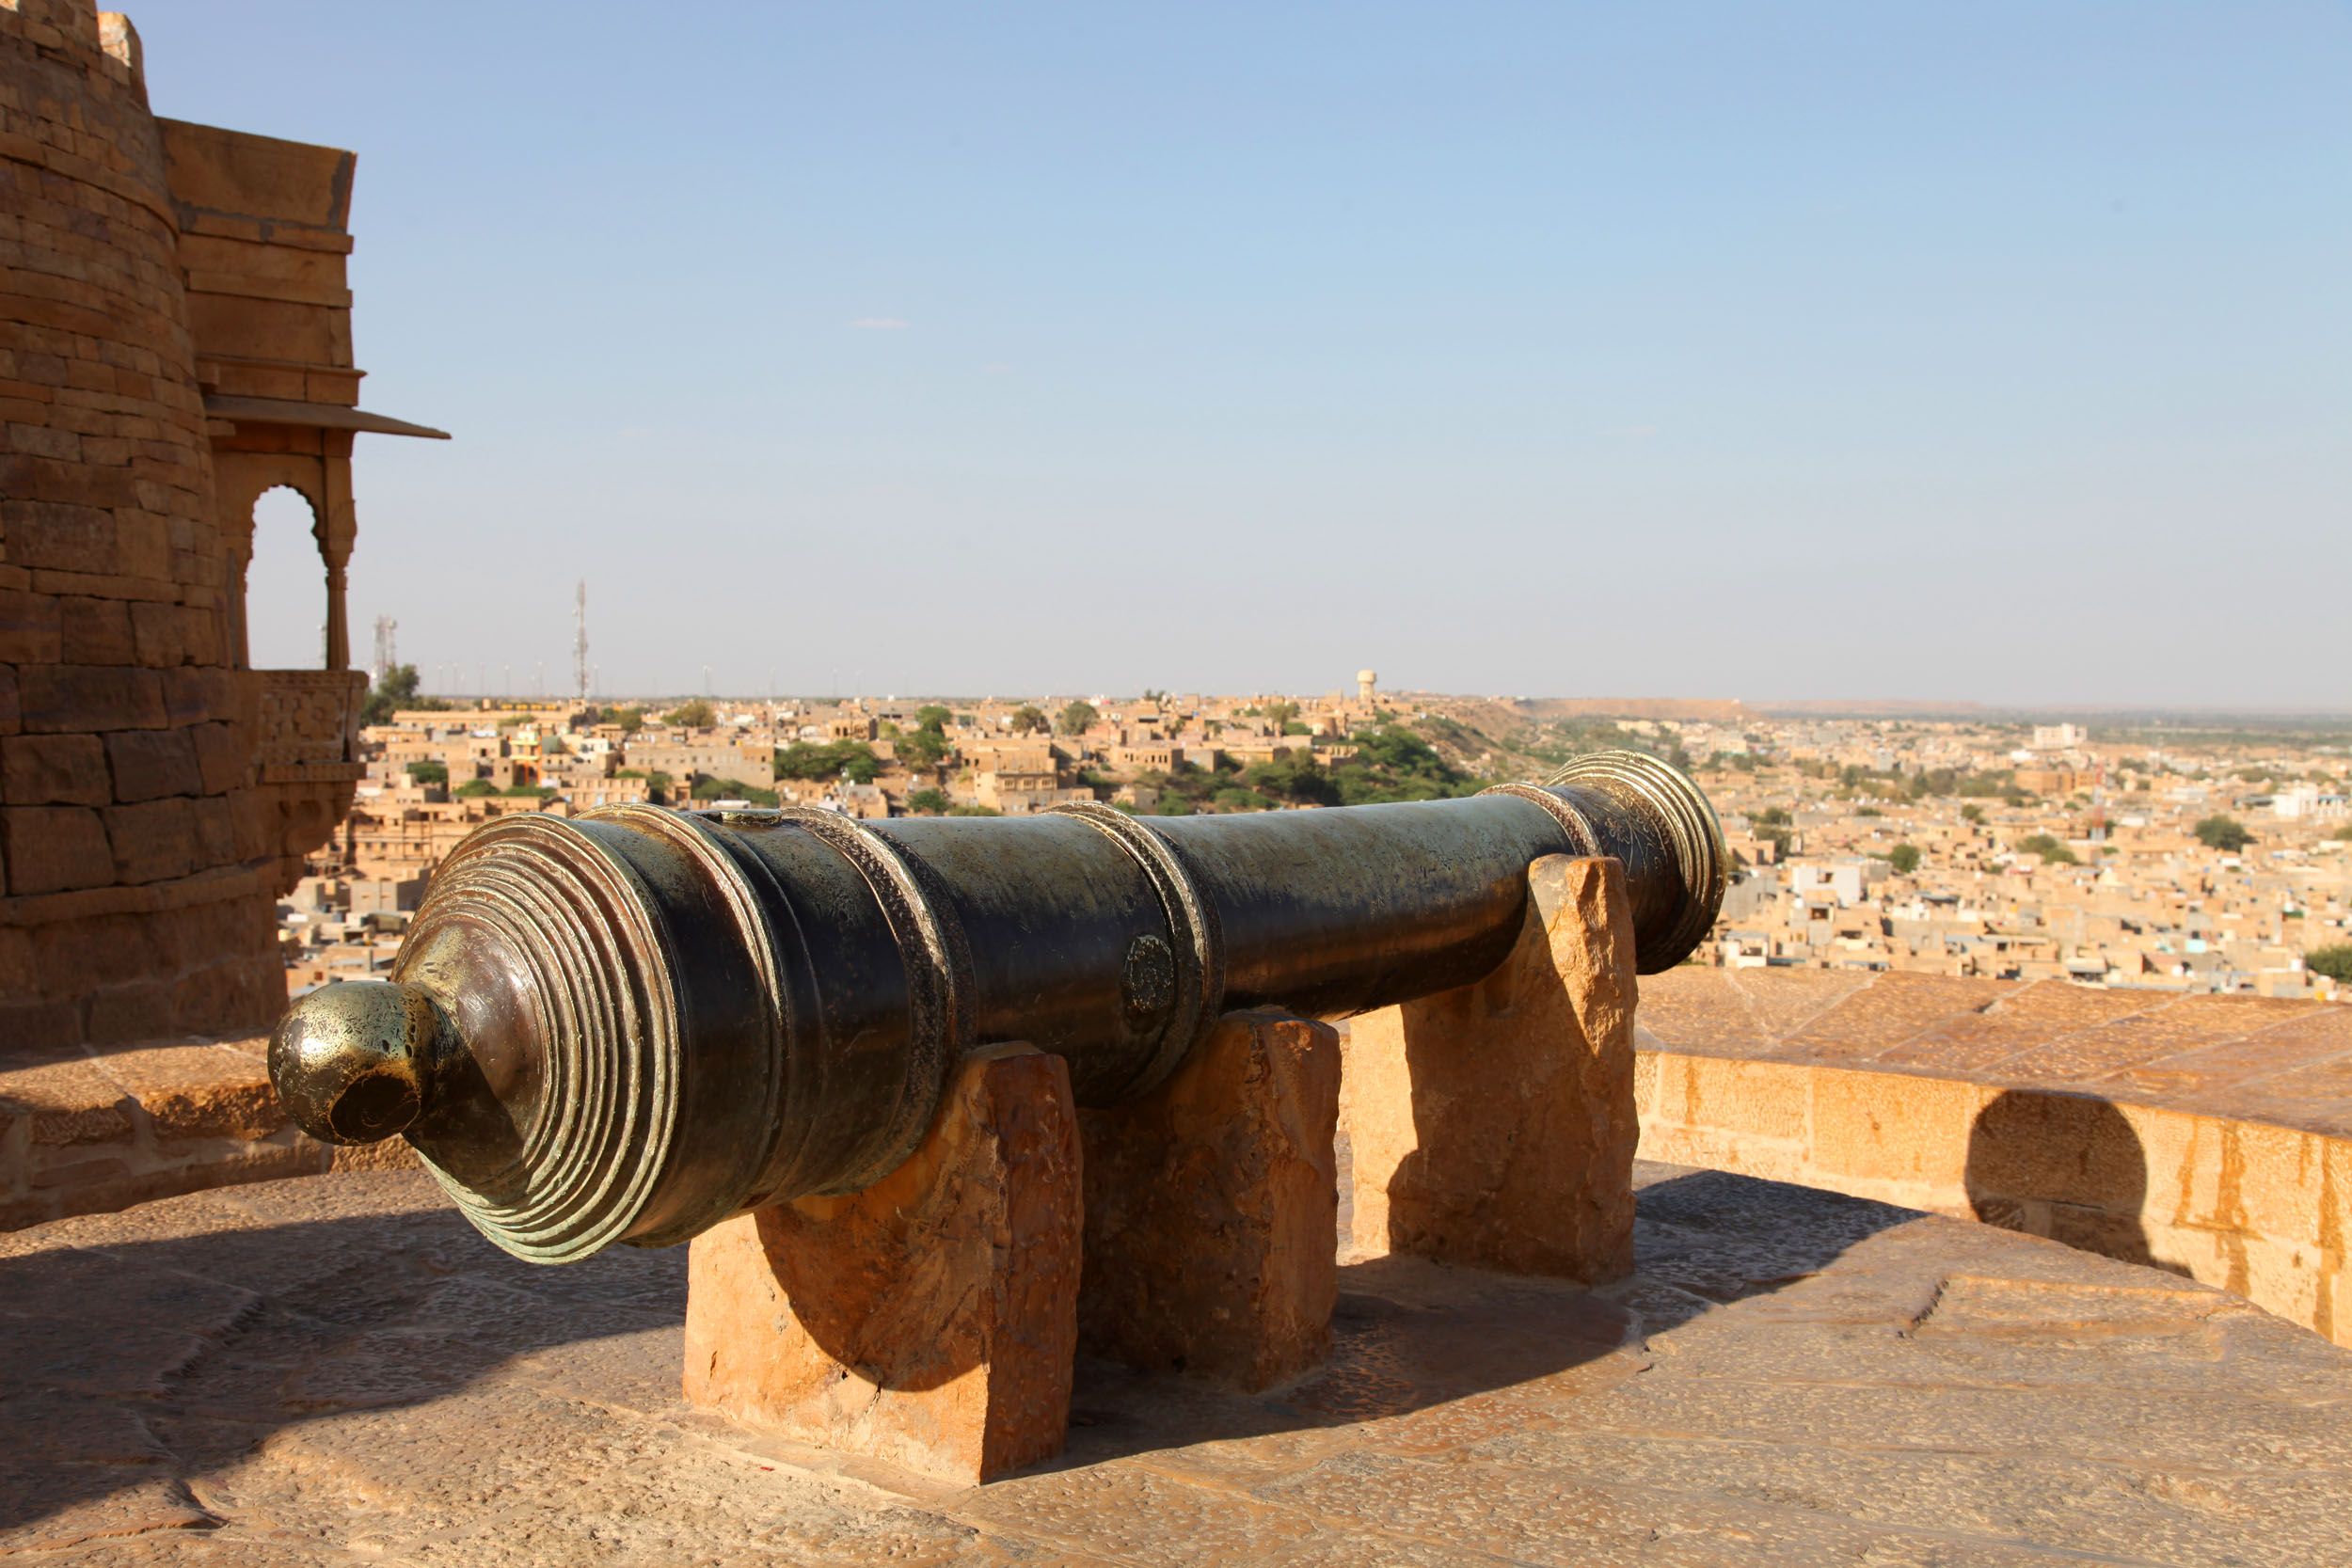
[1,1,439,1050]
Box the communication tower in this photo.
[371,616,397,683]
[573,580,590,702]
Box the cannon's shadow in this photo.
[1964,1088,2185,1276]
[0,1165,1915,1536]
[1055,1164,1917,1468]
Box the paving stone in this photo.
[2,1163,2346,1563]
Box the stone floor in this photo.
[5,1163,2348,1565]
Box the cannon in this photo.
[270,751,1726,1263]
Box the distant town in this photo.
[285,669,2352,1006]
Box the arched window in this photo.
[245,484,328,670]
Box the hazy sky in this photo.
[134,3,2348,706]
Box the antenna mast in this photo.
[371,615,397,683]
[573,580,590,703]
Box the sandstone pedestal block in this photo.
[681,1045,1082,1483]
[1077,1008,1341,1391]
[1341,854,1638,1281]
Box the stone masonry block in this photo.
[0,667,19,738]
[189,794,237,863]
[0,495,128,574]
[1077,1009,1341,1391]
[1652,1053,1814,1144]
[96,1043,282,1144]
[103,725,198,800]
[84,978,176,1047]
[3,803,114,895]
[1341,854,1638,1283]
[171,954,281,1039]
[127,599,183,667]
[56,594,132,665]
[104,796,195,882]
[0,926,34,995]
[2166,1116,2330,1254]
[682,1045,1081,1482]
[1963,1087,2167,1217]
[2,732,110,804]
[0,998,84,1061]
[160,665,231,726]
[17,664,167,732]
[1809,1066,1982,1194]
[0,587,63,663]
[32,912,161,992]
[189,720,242,795]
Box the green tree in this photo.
[2195,815,2253,853]
[1962,804,1984,824]
[1009,705,1050,736]
[1263,700,1300,731]
[1057,700,1099,736]
[664,699,716,728]
[1329,724,1472,804]
[501,784,558,800]
[405,760,448,787]
[775,741,881,784]
[610,705,645,734]
[2015,833,2077,864]
[2306,944,2352,984]
[1244,752,1340,807]
[907,788,950,816]
[913,705,952,734]
[897,727,949,768]
[691,774,780,806]
[358,663,450,727]
[1888,843,1921,875]
[453,778,496,798]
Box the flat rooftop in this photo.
[6,1163,2346,1563]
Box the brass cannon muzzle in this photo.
[271,752,1726,1262]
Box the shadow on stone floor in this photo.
[0,1194,689,1541]
[1049,1166,1922,1469]
[0,1165,1921,1534]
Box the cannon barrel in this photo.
[269,751,1725,1262]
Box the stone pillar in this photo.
[1340,854,1639,1282]
[1077,1008,1341,1391]
[682,1044,1081,1483]
[321,556,350,673]
[320,437,355,672]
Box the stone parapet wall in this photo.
[1635,968,2352,1345]
[0,1032,409,1229]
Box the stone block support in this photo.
[1077,1008,1342,1392]
[1341,854,1639,1282]
[682,1045,1082,1483]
